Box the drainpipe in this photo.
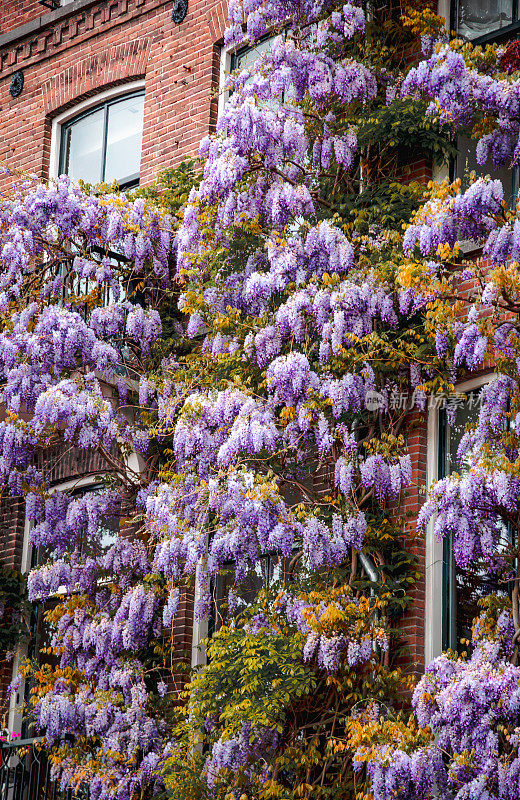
[358,551,378,586]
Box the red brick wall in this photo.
[1,1,42,36]
[398,411,428,676]
[0,0,224,707]
[0,0,228,186]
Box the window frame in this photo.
[447,144,519,255]
[7,475,116,735]
[447,1,520,249]
[48,81,146,185]
[39,0,75,8]
[450,144,519,205]
[218,34,282,120]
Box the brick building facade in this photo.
[0,0,514,742]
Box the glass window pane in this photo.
[456,134,516,207]
[457,0,513,39]
[104,94,145,186]
[211,556,285,632]
[232,36,276,73]
[63,108,104,184]
[73,485,120,557]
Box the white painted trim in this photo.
[437,0,450,30]
[217,45,234,121]
[8,516,35,734]
[191,562,209,668]
[7,645,27,736]
[20,515,32,576]
[424,372,495,662]
[217,35,279,121]
[424,402,443,664]
[48,80,146,181]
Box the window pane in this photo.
[457,0,513,39]
[73,485,120,557]
[63,108,104,184]
[232,36,276,73]
[442,389,513,651]
[104,94,145,187]
[211,556,284,632]
[456,134,517,207]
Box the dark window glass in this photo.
[230,36,277,73]
[210,555,286,634]
[456,135,518,208]
[455,0,515,39]
[21,598,59,738]
[60,92,145,189]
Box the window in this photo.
[230,36,278,73]
[12,482,120,737]
[210,555,285,635]
[59,92,145,189]
[439,386,513,651]
[455,135,518,208]
[219,35,279,118]
[72,483,120,558]
[454,0,516,40]
[20,598,59,738]
[29,484,119,569]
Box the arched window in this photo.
[58,90,145,189]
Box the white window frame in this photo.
[48,81,146,182]
[217,35,282,120]
[424,373,494,662]
[191,561,209,668]
[218,44,235,121]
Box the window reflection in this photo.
[211,555,285,634]
[231,36,277,73]
[105,95,145,187]
[441,388,513,651]
[62,108,104,185]
[72,483,120,558]
[60,92,145,189]
[456,135,518,208]
[457,0,514,40]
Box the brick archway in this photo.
[206,0,228,45]
[41,36,152,116]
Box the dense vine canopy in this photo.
[3,2,520,800]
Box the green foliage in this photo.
[356,99,457,165]
[163,591,413,800]
[191,623,315,733]
[132,159,202,217]
[0,561,28,653]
